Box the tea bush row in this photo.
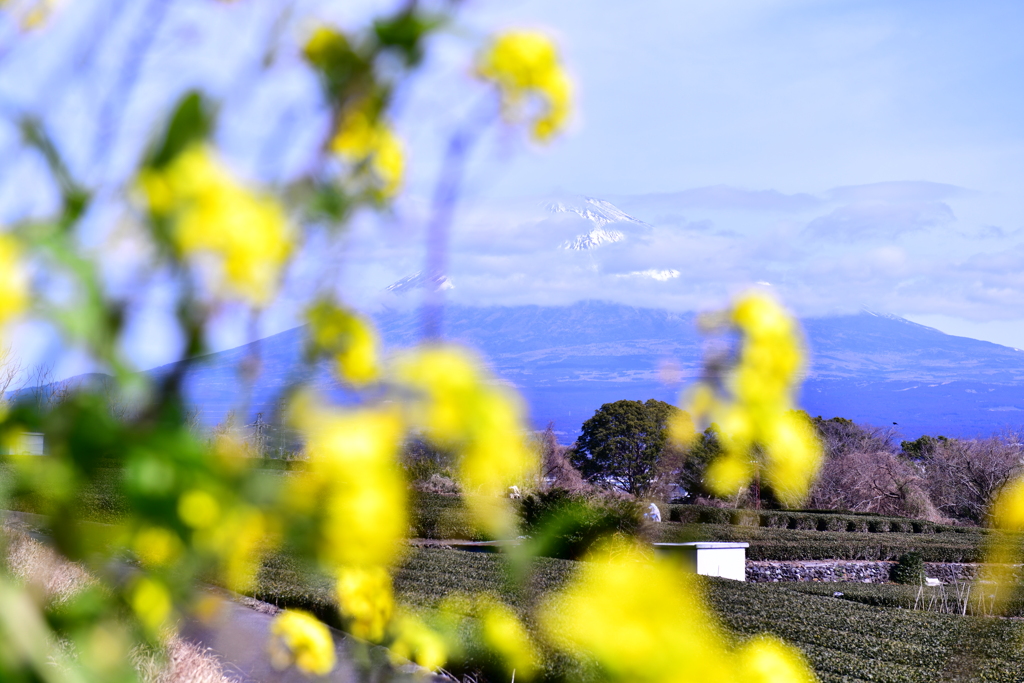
[411,492,483,540]
[706,578,1024,682]
[668,505,978,535]
[655,523,986,562]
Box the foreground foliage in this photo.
[0,2,829,681]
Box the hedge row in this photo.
[668,504,978,536]
[654,523,986,562]
[411,492,482,540]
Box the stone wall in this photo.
[747,560,892,583]
[746,560,1015,584]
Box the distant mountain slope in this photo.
[128,302,1024,442]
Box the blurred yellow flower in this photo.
[478,30,573,141]
[979,477,1024,608]
[3,0,62,30]
[286,395,407,641]
[480,601,538,678]
[0,233,28,325]
[737,636,817,683]
[389,613,448,671]
[336,565,394,642]
[188,503,274,593]
[222,507,274,592]
[302,25,351,72]
[990,477,1024,530]
[130,577,173,633]
[138,145,293,305]
[331,103,405,198]
[683,292,822,506]
[541,540,733,683]
[269,609,336,676]
[178,488,220,529]
[132,526,182,568]
[394,346,537,537]
[307,300,381,385]
[289,399,407,569]
[542,540,818,683]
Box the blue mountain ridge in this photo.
[132,301,1024,443]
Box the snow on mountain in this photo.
[545,196,646,251]
[545,196,645,227]
[561,226,626,250]
[385,271,455,294]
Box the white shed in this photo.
[3,432,44,456]
[654,542,749,582]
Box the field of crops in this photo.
[251,545,1024,683]
[711,578,1024,682]
[4,475,1019,681]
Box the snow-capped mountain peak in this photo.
[546,196,644,250]
[545,196,645,228]
[562,227,626,250]
[385,271,455,294]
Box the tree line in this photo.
[551,398,1024,526]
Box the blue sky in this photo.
[3,0,1024,374]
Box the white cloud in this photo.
[616,269,681,282]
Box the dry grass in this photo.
[132,638,240,683]
[3,522,96,603]
[1,520,239,683]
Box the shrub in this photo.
[891,552,926,584]
[520,489,644,560]
[697,507,732,525]
[414,473,462,496]
[412,493,482,540]
[731,510,760,527]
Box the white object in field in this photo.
[508,485,521,500]
[925,577,942,587]
[654,542,749,581]
[644,503,662,522]
[4,432,44,455]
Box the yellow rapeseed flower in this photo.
[477,31,573,141]
[307,300,381,385]
[389,613,448,671]
[289,399,407,569]
[178,489,220,529]
[330,104,405,198]
[3,0,62,30]
[541,539,733,683]
[130,577,173,634]
[132,526,182,568]
[990,477,1024,531]
[393,346,537,538]
[0,233,29,326]
[979,477,1024,609]
[286,395,407,641]
[542,539,818,683]
[683,292,822,506]
[737,636,817,683]
[138,145,293,305]
[336,565,394,642]
[188,503,275,593]
[480,601,538,678]
[268,610,336,676]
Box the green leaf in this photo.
[147,91,214,169]
[373,11,444,66]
